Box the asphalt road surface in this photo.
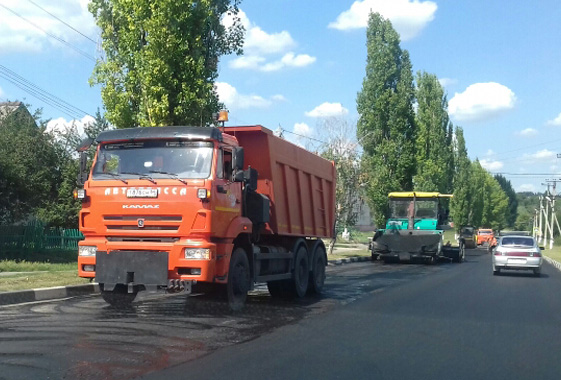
[1,249,561,380]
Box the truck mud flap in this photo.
[96,251,168,289]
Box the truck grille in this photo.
[107,237,179,243]
[104,215,182,233]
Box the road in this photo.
[1,249,561,379]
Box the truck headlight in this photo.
[184,248,210,259]
[79,246,97,256]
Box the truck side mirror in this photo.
[77,137,94,153]
[233,147,244,171]
[77,151,89,186]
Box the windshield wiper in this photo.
[100,172,128,184]
[149,170,188,185]
[121,172,157,184]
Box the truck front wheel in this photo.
[227,247,250,311]
[100,284,137,308]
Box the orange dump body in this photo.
[224,126,336,239]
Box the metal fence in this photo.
[0,225,83,254]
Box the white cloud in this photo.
[215,82,271,109]
[485,149,496,156]
[261,53,316,72]
[480,159,503,171]
[517,128,538,137]
[448,82,516,122]
[293,122,312,137]
[223,10,295,55]
[0,85,4,98]
[328,0,437,41]
[522,149,556,162]
[215,82,286,110]
[0,0,97,53]
[546,112,561,126]
[45,115,95,139]
[229,55,266,70]
[224,10,315,72]
[305,102,349,118]
[517,184,537,192]
[438,78,457,88]
[271,94,287,102]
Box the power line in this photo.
[25,0,97,45]
[0,3,96,62]
[0,64,92,119]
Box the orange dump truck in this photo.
[75,125,336,310]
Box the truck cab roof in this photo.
[96,126,224,144]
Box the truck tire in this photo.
[100,284,137,308]
[291,245,309,297]
[227,247,250,311]
[308,245,326,294]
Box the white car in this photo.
[492,235,543,276]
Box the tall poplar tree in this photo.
[413,71,451,192]
[89,0,244,128]
[357,13,416,227]
[450,127,471,229]
[494,174,518,227]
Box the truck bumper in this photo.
[96,250,170,292]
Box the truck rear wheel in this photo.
[100,284,137,308]
[308,245,326,294]
[227,247,250,311]
[291,245,309,297]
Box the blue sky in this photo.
[1,0,560,193]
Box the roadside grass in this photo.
[328,249,370,261]
[0,260,76,273]
[0,260,90,292]
[0,271,91,292]
[543,245,561,263]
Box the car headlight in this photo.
[79,246,97,256]
[184,248,210,259]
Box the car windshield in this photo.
[92,140,214,180]
[501,237,535,247]
[479,230,492,235]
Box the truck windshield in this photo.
[92,141,213,180]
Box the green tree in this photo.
[0,107,58,224]
[481,173,509,230]
[356,12,416,227]
[494,174,518,227]
[469,160,487,228]
[37,110,112,228]
[413,71,452,193]
[450,127,471,229]
[89,0,244,128]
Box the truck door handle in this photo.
[217,185,227,194]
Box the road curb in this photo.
[544,256,561,272]
[328,256,371,266]
[0,283,99,306]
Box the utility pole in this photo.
[545,179,561,249]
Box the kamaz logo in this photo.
[122,205,160,209]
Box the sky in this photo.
[1,0,561,193]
